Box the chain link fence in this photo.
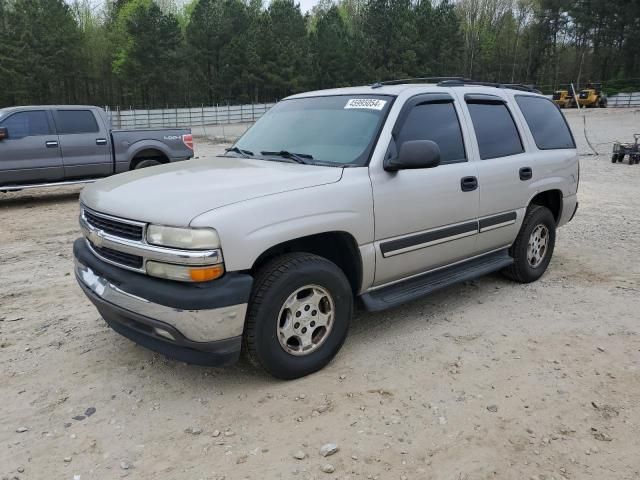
[608,92,640,108]
[106,103,276,130]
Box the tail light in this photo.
[182,134,194,150]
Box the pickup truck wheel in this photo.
[244,253,353,379]
[134,159,162,169]
[502,205,556,283]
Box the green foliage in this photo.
[1,0,640,108]
[1,0,82,106]
[112,0,182,105]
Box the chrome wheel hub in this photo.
[277,285,335,356]
[527,224,549,268]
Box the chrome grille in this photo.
[80,206,223,275]
[84,210,143,240]
[88,241,144,269]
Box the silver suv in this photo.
[74,79,579,379]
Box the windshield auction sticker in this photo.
[344,98,387,110]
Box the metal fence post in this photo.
[201,104,207,138]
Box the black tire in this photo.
[611,154,618,163]
[133,159,162,169]
[244,253,353,379]
[630,155,638,165]
[502,205,556,283]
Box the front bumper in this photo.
[74,238,252,366]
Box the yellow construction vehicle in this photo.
[577,83,607,108]
[552,89,575,108]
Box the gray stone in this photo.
[320,464,335,474]
[319,443,339,457]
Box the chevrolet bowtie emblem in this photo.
[90,229,105,248]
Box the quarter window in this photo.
[0,111,50,139]
[56,110,99,134]
[394,101,466,164]
[467,102,524,159]
[515,96,575,149]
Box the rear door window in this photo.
[0,111,50,139]
[56,110,99,134]
[466,100,524,159]
[515,96,575,149]
[394,100,466,164]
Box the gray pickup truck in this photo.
[0,105,194,191]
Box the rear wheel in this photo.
[133,159,162,169]
[502,205,556,283]
[244,253,353,379]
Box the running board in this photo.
[360,249,513,312]
[0,179,97,192]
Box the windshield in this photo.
[232,95,393,166]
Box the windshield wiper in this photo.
[225,146,254,158]
[261,150,313,165]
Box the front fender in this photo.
[188,168,375,273]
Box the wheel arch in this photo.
[250,231,363,295]
[528,189,563,224]
[128,142,171,169]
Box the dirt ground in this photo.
[1,108,639,480]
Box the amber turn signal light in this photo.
[189,265,224,282]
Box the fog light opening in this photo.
[154,328,175,341]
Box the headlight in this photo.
[146,261,225,282]
[146,225,220,250]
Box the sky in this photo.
[297,0,319,12]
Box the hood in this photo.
[80,157,344,226]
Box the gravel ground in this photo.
[1,108,639,480]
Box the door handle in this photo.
[45,140,58,148]
[461,176,478,192]
[519,167,533,181]
[96,138,107,145]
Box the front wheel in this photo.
[502,205,556,283]
[244,253,353,379]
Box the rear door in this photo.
[455,92,531,253]
[53,109,111,179]
[0,110,63,186]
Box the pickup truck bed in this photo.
[0,105,194,191]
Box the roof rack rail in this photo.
[371,77,469,88]
[437,79,541,93]
[371,77,541,93]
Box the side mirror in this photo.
[0,127,7,141]
[384,140,441,171]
